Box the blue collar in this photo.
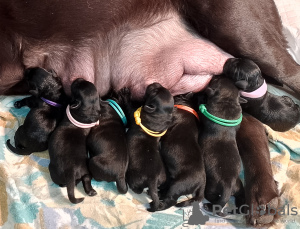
[106,99,127,126]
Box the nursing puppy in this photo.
[158,92,206,210]
[197,76,245,214]
[223,58,300,132]
[237,114,280,226]
[126,82,173,212]
[87,89,129,194]
[6,67,66,155]
[48,78,99,204]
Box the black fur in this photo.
[87,88,129,194]
[196,76,245,215]
[48,78,100,204]
[6,67,66,155]
[158,92,206,210]
[224,58,300,132]
[126,82,173,212]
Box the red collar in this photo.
[174,105,199,121]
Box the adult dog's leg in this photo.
[177,0,300,94]
[236,114,279,226]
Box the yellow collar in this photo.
[134,107,167,137]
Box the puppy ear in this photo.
[29,89,39,97]
[235,80,248,90]
[70,99,81,109]
[239,97,248,104]
[143,104,156,113]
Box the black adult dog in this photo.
[87,89,129,194]
[224,58,300,132]
[48,78,100,204]
[158,92,206,210]
[6,67,66,155]
[197,76,245,214]
[237,114,280,226]
[126,83,173,212]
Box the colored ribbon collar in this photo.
[66,105,99,128]
[106,99,127,126]
[134,107,167,137]
[41,97,62,107]
[240,80,267,99]
[199,104,242,127]
[174,105,199,121]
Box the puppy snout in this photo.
[282,96,295,107]
[24,68,33,78]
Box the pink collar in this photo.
[66,105,99,128]
[240,80,267,98]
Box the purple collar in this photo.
[41,97,62,108]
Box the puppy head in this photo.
[205,76,243,105]
[244,94,300,131]
[143,82,174,115]
[223,58,264,92]
[69,78,100,123]
[24,67,63,98]
[204,76,244,119]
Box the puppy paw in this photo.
[147,201,164,212]
[246,178,280,227]
[86,189,97,196]
[14,101,23,109]
[248,196,279,226]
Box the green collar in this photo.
[199,104,242,127]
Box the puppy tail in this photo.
[6,139,32,155]
[116,176,128,194]
[66,170,84,204]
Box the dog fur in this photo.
[48,78,100,204]
[158,92,206,210]
[236,114,280,226]
[126,82,173,211]
[6,67,66,155]
[223,58,300,132]
[87,89,129,194]
[197,76,245,214]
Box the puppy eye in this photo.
[144,104,156,113]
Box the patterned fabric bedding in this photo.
[0,91,300,229]
[1,2,300,228]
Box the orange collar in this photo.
[174,105,199,121]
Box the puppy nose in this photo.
[24,68,33,77]
[282,96,295,107]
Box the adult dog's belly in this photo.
[1,7,231,99]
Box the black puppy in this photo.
[197,76,245,215]
[6,67,66,155]
[158,92,206,210]
[223,58,300,132]
[48,78,99,204]
[126,82,173,212]
[87,89,129,194]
